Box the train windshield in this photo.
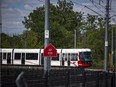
[79,52,92,61]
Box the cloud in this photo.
[15,8,27,16]
[24,4,33,10]
[1,0,115,35]
[1,7,25,34]
[1,3,8,8]
[2,0,21,4]
[1,0,42,35]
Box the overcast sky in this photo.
[1,0,116,35]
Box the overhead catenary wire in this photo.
[67,0,103,16]
[89,0,105,14]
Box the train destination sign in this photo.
[44,43,57,57]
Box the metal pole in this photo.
[104,0,109,72]
[25,31,27,48]
[111,28,114,66]
[113,29,116,71]
[0,9,1,87]
[44,0,50,72]
[74,29,76,48]
[44,0,50,86]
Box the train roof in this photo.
[0,48,13,52]
[62,49,91,53]
[0,48,91,53]
[13,49,41,53]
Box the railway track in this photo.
[2,64,116,73]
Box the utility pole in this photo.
[104,0,110,72]
[114,28,116,72]
[113,29,116,69]
[25,32,27,48]
[44,0,50,87]
[111,28,114,67]
[44,0,50,72]
[74,29,76,48]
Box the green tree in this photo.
[22,0,83,48]
[1,33,13,48]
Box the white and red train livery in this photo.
[1,48,92,67]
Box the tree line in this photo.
[1,0,116,68]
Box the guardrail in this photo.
[1,65,115,87]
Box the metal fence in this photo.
[1,65,115,87]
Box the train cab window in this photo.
[3,53,6,59]
[79,52,92,61]
[52,54,59,61]
[26,53,38,60]
[15,53,21,60]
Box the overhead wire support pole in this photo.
[74,29,76,48]
[44,0,50,72]
[111,28,113,66]
[104,0,110,72]
[44,0,50,87]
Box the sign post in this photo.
[44,0,50,87]
[44,0,50,71]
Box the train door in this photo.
[62,53,70,66]
[40,53,44,66]
[1,49,13,64]
[7,53,11,64]
[70,53,78,67]
[62,53,78,67]
[2,53,7,64]
[21,53,25,64]
[2,52,12,64]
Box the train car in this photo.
[1,48,92,67]
[0,48,13,64]
[61,49,92,67]
[13,49,41,65]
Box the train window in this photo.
[7,53,11,59]
[3,53,6,59]
[70,54,78,61]
[79,52,92,61]
[41,53,44,65]
[52,54,59,61]
[62,53,67,60]
[26,53,38,60]
[15,53,21,60]
[62,53,69,61]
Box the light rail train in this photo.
[1,48,92,67]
